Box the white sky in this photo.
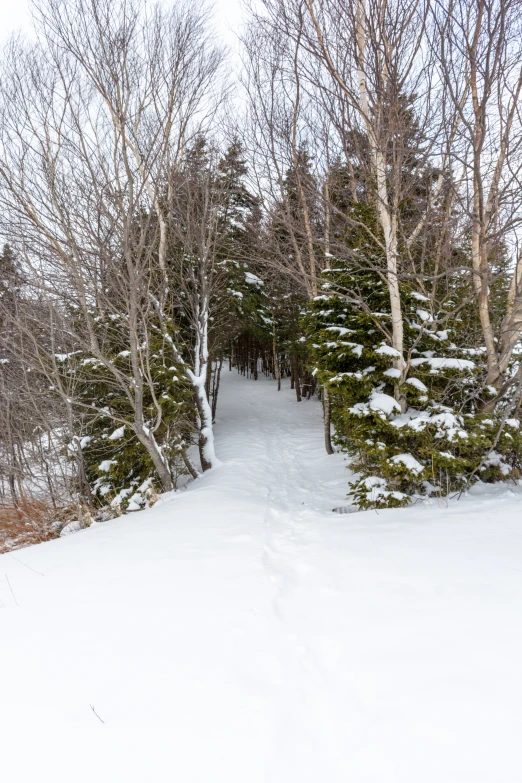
[0,0,245,46]
[0,0,29,39]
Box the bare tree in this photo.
[0,0,225,489]
[241,12,337,446]
[165,142,228,471]
[434,0,522,407]
[243,0,469,412]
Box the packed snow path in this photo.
[2,370,522,782]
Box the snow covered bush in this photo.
[305,260,522,509]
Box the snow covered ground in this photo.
[2,369,522,782]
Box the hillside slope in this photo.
[2,370,522,782]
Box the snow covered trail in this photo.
[2,370,522,782]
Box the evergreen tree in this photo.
[304,136,522,508]
[61,309,194,511]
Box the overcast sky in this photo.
[0,0,245,46]
[0,0,29,39]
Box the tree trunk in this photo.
[294,357,302,402]
[182,449,200,480]
[188,295,220,472]
[135,428,173,492]
[194,385,216,472]
[273,333,281,391]
[323,385,334,454]
[211,353,223,422]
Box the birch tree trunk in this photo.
[186,296,220,472]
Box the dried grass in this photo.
[0,497,94,554]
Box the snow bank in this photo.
[1,371,522,783]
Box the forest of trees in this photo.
[1,0,522,540]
